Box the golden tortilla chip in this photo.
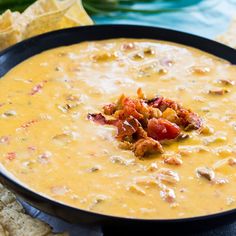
[22,6,71,39]
[59,0,94,26]
[0,28,21,50]
[0,10,21,32]
[0,0,93,51]
[23,0,59,18]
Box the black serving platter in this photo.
[0,25,236,235]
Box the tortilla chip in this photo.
[0,10,21,32]
[23,0,59,18]
[22,7,70,39]
[0,28,21,50]
[217,19,236,48]
[59,0,94,26]
[0,0,93,51]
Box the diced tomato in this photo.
[147,118,180,141]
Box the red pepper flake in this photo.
[30,83,43,95]
[28,146,36,151]
[21,119,38,129]
[6,152,16,161]
[30,80,48,95]
[38,151,52,164]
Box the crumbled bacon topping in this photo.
[6,152,16,161]
[30,83,43,95]
[30,80,47,95]
[20,119,39,129]
[87,89,202,157]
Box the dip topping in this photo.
[88,89,203,157]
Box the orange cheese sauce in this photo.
[0,39,236,219]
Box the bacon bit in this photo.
[87,113,118,127]
[136,126,148,139]
[28,146,36,151]
[137,87,146,99]
[20,119,38,129]
[196,167,215,181]
[147,96,163,108]
[6,152,16,161]
[191,66,211,75]
[38,151,52,164]
[208,89,229,95]
[121,43,135,51]
[228,158,236,166]
[0,136,9,144]
[133,137,163,157]
[178,109,202,130]
[217,79,235,86]
[65,94,80,102]
[156,168,180,184]
[0,103,5,107]
[164,156,183,166]
[119,97,143,120]
[30,83,43,95]
[148,97,202,130]
[162,108,178,123]
[103,103,116,115]
[116,118,140,141]
[88,88,202,157]
[118,141,133,150]
[87,113,106,125]
[160,188,176,203]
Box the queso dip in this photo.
[0,39,236,219]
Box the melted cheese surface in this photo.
[0,39,236,219]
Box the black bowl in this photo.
[1,25,236,235]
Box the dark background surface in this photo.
[22,200,236,236]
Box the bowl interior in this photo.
[0,25,236,226]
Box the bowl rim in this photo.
[0,24,236,223]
